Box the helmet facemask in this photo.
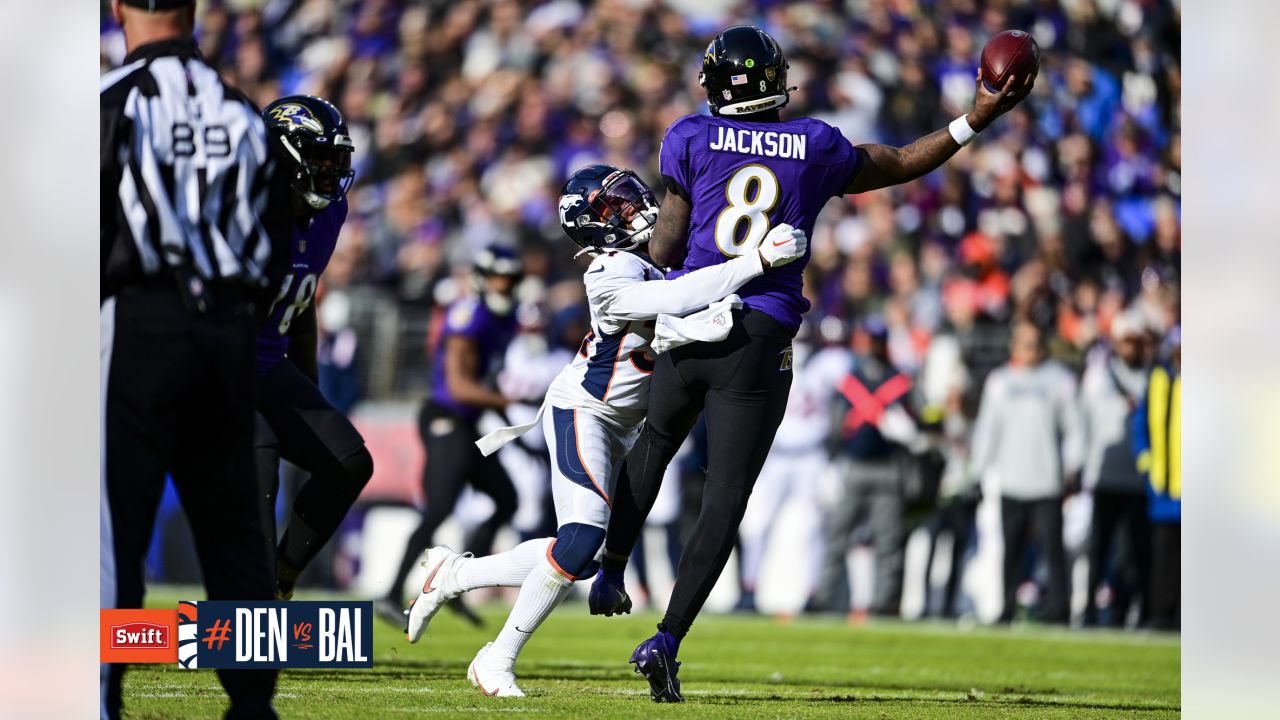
[575,170,658,255]
[278,134,355,210]
[472,247,523,316]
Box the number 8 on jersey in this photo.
[714,164,779,257]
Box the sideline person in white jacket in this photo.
[970,320,1084,624]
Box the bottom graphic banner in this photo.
[177,600,373,669]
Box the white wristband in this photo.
[948,115,978,147]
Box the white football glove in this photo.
[628,207,659,246]
[757,223,808,268]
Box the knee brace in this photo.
[549,523,607,580]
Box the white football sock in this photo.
[456,538,552,591]
[488,555,573,663]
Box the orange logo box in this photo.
[101,609,178,663]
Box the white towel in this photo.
[475,399,548,457]
[651,295,742,355]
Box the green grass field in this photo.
[125,588,1179,719]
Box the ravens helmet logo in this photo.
[268,103,325,134]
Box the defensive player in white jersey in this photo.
[397,165,808,696]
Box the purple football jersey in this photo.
[660,114,861,333]
[429,297,517,422]
[255,198,348,374]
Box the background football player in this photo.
[255,95,373,601]
[598,25,1031,701]
[379,244,524,626]
[396,164,807,697]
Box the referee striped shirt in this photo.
[101,38,289,302]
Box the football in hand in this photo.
[980,30,1040,101]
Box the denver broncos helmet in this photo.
[558,164,658,256]
[699,26,792,116]
[262,95,355,210]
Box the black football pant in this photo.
[255,359,373,584]
[607,309,793,640]
[1000,495,1069,624]
[1084,490,1150,626]
[1148,522,1181,630]
[386,402,517,601]
[101,287,276,720]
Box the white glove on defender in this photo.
[628,207,659,246]
[757,223,808,267]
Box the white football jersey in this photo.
[546,251,666,427]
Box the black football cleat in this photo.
[629,630,683,702]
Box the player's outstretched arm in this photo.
[646,189,693,268]
[602,225,807,322]
[845,72,1030,194]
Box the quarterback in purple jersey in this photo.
[254,95,372,601]
[379,244,523,629]
[599,25,1031,702]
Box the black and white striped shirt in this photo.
[101,38,289,301]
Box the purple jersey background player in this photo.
[661,114,860,333]
[429,296,518,422]
[255,94,371,604]
[256,196,348,374]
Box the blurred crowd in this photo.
[103,0,1180,628]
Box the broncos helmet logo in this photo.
[559,194,585,227]
[269,103,325,135]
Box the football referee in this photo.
[101,2,290,719]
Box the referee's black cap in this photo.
[120,0,195,10]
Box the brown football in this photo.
[980,30,1040,100]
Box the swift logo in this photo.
[101,609,179,663]
[111,622,170,650]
